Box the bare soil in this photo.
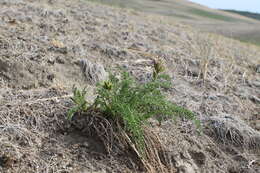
[0,0,259,172]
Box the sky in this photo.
[189,0,260,13]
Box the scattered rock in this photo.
[47,58,55,65]
[79,59,108,85]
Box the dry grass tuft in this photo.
[204,115,260,152]
[71,110,176,173]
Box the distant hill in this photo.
[223,10,260,21]
[85,0,260,46]
[86,0,255,23]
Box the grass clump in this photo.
[68,60,200,171]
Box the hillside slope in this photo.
[87,0,256,22]
[87,0,260,46]
[0,0,259,172]
[223,10,260,21]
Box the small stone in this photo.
[47,58,55,64]
[79,59,108,85]
[82,142,89,148]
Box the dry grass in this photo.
[85,0,260,46]
[0,0,259,172]
[0,87,179,172]
[0,90,69,172]
[204,115,260,152]
[0,88,126,172]
[71,109,177,173]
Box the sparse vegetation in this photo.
[85,0,260,47]
[223,10,260,21]
[67,86,89,120]
[68,60,199,171]
[189,9,237,22]
[1,0,260,172]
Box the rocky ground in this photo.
[0,0,259,172]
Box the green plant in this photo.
[67,86,89,120]
[68,60,200,160]
[93,63,199,155]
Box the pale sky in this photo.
[189,0,260,13]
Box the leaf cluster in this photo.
[93,70,199,154]
[68,64,200,155]
[67,86,89,120]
